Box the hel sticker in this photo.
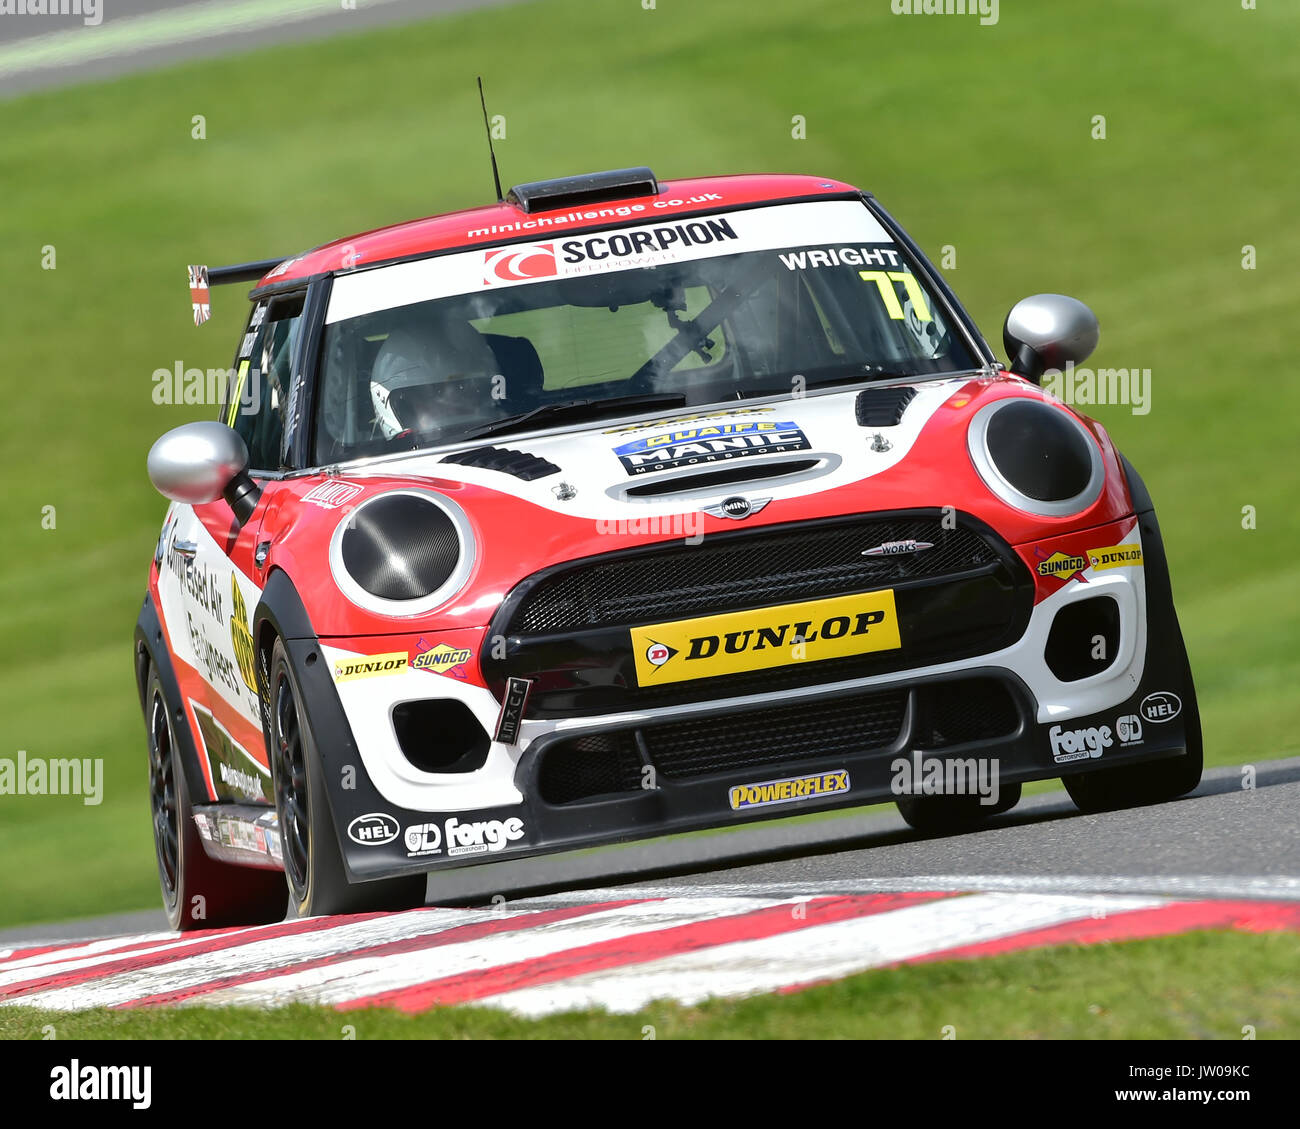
[630,590,901,687]
[729,770,850,811]
[1140,691,1182,723]
[332,652,408,682]
[1088,543,1143,570]
[859,270,930,322]
[188,264,211,326]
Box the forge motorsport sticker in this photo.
[614,420,809,476]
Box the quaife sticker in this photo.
[630,590,901,686]
[332,652,408,682]
[614,420,809,476]
[729,770,850,811]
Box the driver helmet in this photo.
[370,311,498,439]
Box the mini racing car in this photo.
[136,167,1201,928]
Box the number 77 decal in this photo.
[859,271,932,322]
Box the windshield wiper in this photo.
[459,393,689,442]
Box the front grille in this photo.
[532,675,1025,804]
[508,514,998,634]
[645,687,906,779]
[923,678,1019,747]
[537,731,642,804]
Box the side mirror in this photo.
[147,421,261,524]
[1003,294,1100,383]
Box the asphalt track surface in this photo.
[5,758,1297,950]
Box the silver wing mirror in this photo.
[147,421,261,523]
[1003,294,1100,383]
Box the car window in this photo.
[225,295,305,471]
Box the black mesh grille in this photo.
[340,495,460,601]
[537,731,643,804]
[644,687,906,779]
[509,516,997,634]
[923,679,1019,747]
[533,678,1027,804]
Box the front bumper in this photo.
[302,507,1196,883]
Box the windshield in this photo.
[314,200,977,462]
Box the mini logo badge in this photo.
[1140,691,1182,723]
[347,813,399,846]
[703,495,770,520]
[862,539,934,557]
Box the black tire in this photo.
[1064,652,1204,814]
[144,665,286,931]
[267,638,425,918]
[897,782,1021,834]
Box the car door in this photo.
[183,291,308,803]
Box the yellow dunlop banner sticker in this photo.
[1087,543,1143,571]
[729,770,850,811]
[332,652,408,682]
[630,590,900,686]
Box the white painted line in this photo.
[478,892,1167,1017]
[535,874,1300,903]
[188,897,784,1009]
[0,931,177,976]
[6,906,492,1011]
[0,0,412,80]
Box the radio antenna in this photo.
[477,76,504,202]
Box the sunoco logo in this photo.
[1036,551,1088,581]
[1140,691,1182,723]
[347,813,400,846]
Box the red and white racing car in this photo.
[136,168,1200,927]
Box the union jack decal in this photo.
[188,264,211,326]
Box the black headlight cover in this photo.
[985,400,1094,502]
[968,397,1105,516]
[339,494,460,601]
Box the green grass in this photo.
[0,0,1297,929]
[3,930,1296,1039]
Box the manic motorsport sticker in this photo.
[614,420,810,476]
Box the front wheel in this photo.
[145,665,286,931]
[897,782,1021,834]
[267,638,425,918]
[1065,652,1204,814]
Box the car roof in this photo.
[255,172,863,290]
